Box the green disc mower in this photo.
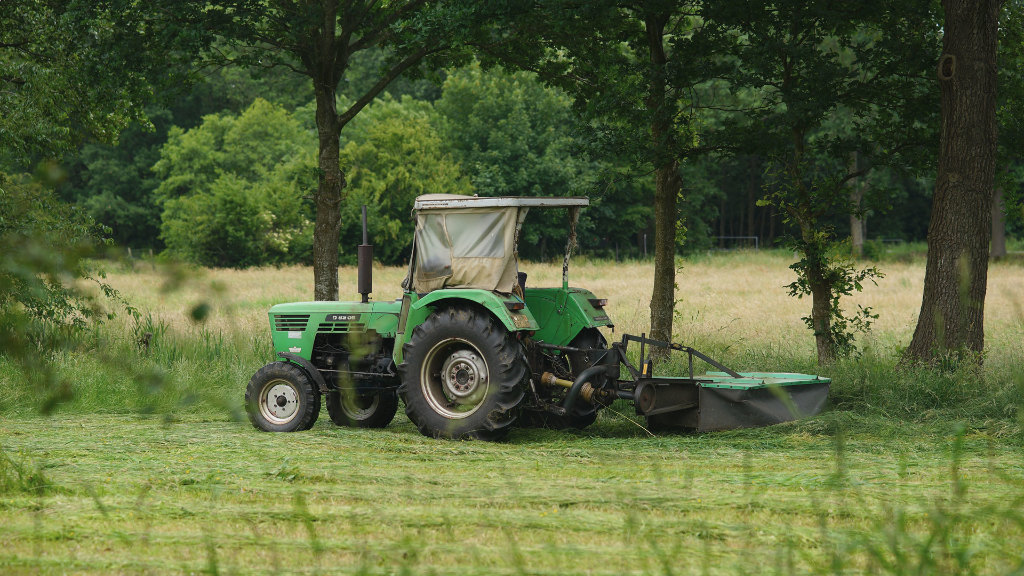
[245,195,829,439]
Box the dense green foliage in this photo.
[1,1,1020,272]
[0,175,110,328]
[31,50,1022,271]
[70,62,663,267]
[998,0,1024,236]
[0,2,206,163]
[155,99,315,268]
[339,96,472,265]
[437,63,625,260]
[0,172,134,412]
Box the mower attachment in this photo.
[612,335,830,432]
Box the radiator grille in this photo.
[273,315,309,332]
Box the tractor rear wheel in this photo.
[245,362,320,432]
[326,389,399,428]
[399,306,527,440]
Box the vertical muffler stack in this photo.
[358,205,372,303]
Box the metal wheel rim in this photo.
[339,392,380,420]
[421,337,490,419]
[258,379,301,424]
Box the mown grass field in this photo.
[2,251,1024,575]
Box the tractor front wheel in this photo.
[245,362,320,432]
[326,389,399,428]
[399,306,527,440]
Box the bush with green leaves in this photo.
[338,96,471,265]
[436,63,615,260]
[154,99,315,267]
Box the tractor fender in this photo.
[277,352,330,394]
[410,289,540,333]
[522,287,614,346]
[393,290,539,365]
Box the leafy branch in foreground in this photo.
[0,171,136,412]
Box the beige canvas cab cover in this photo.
[402,194,589,293]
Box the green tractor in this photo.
[245,195,830,440]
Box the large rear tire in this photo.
[245,362,320,432]
[399,306,527,440]
[326,389,399,428]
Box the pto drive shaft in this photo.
[541,371,611,406]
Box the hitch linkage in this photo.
[613,333,741,380]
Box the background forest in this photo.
[52,59,692,267]
[11,35,1021,270]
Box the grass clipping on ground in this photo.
[1,253,1023,574]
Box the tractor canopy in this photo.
[402,194,589,294]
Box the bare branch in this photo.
[830,167,871,194]
[347,0,429,55]
[337,41,442,128]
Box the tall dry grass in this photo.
[103,251,1024,360]
[3,250,1019,430]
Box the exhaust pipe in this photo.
[358,205,372,303]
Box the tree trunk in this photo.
[645,12,680,356]
[800,211,837,365]
[809,268,835,365]
[312,82,344,301]
[309,0,343,302]
[904,0,999,363]
[849,151,865,258]
[650,161,680,350]
[991,185,1007,259]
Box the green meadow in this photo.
[2,253,1023,574]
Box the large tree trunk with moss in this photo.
[904,0,998,363]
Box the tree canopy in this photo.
[1,0,1022,368]
[0,1,215,163]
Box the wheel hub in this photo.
[442,350,487,399]
[264,382,298,421]
[340,391,380,419]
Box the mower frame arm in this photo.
[616,334,742,380]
